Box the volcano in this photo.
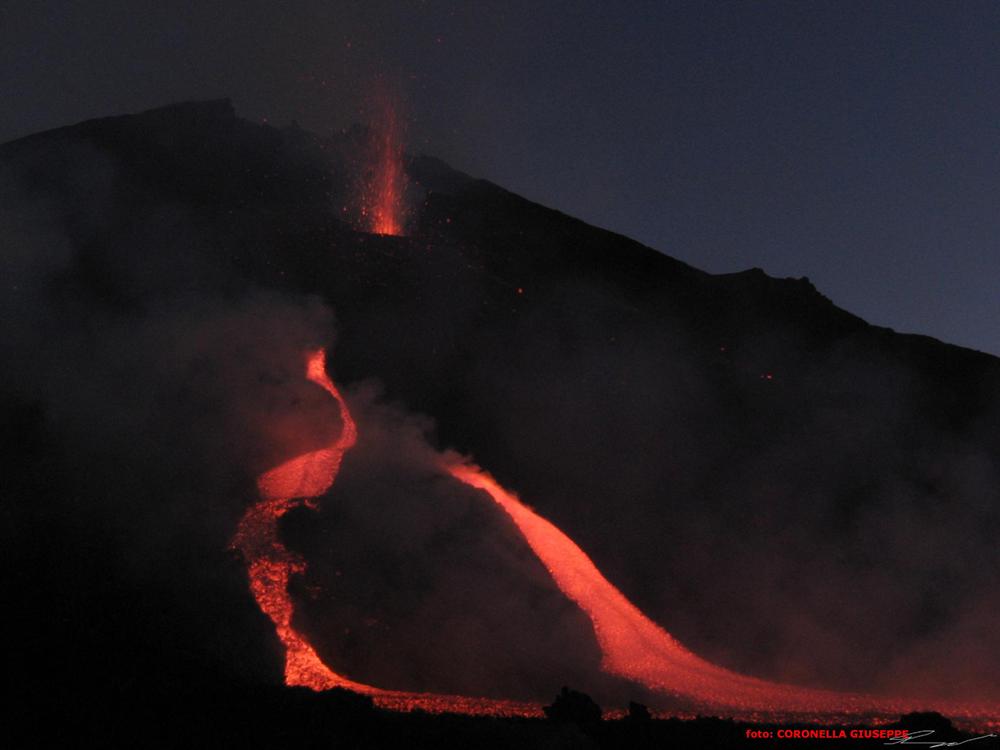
[4,100,999,745]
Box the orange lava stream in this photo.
[231,349,365,691]
[232,349,996,730]
[444,463,999,729]
[231,349,539,716]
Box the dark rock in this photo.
[544,686,603,732]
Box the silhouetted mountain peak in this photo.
[4,101,1000,740]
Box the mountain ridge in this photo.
[4,98,999,720]
[6,97,989,362]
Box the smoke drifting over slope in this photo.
[2,141,338,705]
[3,101,999,732]
[286,387,618,702]
[0,102,629,713]
[463,281,1000,701]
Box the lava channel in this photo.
[231,349,539,716]
[232,349,998,731]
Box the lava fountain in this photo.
[358,95,406,236]
[233,349,997,730]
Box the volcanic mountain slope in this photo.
[3,100,999,739]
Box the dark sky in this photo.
[3,1,998,355]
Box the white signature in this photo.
[886,729,999,748]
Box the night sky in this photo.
[4,1,998,355]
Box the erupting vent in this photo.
[359,97,406,236]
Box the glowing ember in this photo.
[232,349,996,731]
[359,96,406,236]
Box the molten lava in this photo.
[445,464,848,711]
[231,350,367,691]
[444,464,998,729]
[232,349,997,730]
[359,96,406,236]
[231,349,540,715]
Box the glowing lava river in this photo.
[232,349,998,731]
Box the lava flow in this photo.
[233,349,996,730]
[231,349,540,716]
[230,349,367,692]
[444,464,998,730]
